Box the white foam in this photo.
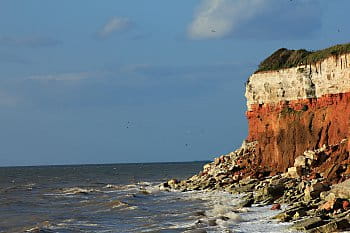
[61,187,98,195]
[224,212,243,222]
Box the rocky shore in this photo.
[161,140,350,232]
[161,44,350,232]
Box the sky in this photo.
[0,0,349,166]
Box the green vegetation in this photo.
[256,42,350,73]
[279,105,308,117]
[280,107,298,117]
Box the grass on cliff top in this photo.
[256,42,350,73]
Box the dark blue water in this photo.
[0,162,291,233]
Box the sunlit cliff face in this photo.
[245,53,350,172]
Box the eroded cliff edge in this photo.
[162,43,350,232]
[245,44,350,179]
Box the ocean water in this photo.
[0,162,293,233]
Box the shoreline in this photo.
[162,141,350,232]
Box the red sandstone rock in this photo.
[343,200,349,210]
[271,203,281,210]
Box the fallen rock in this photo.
[294,155,307,167]
[308,218,350,233]
[287,166,303,178]
[343,200,350,210]
[239,194,254,207]
[329,179,350,199]
[291,217,325,231]
[271,203,281,210]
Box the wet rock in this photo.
[239,194,254,207]
[193,210,206,217]
[184,229,207,233]
[291,217,325,231]
[271,203,281,210]
[292,210,307,220]
[207,219,217,226]
[273,205,309,222]
[167,179,178,188]
[308,218,350,233]
[343,200,350,210]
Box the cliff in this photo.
[245,43,350,180]
[163,43,350,232]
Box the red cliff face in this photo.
[246,93,350,174]
[244,50,350,181]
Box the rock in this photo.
[207,219,217,226]
[271,203,281,210]
[203,163,211,171]
[292,210,306,220]
[239,194,254,207]
[343,200,350,210]
[324,192,336,202]
[273,212,290,222]
[291,217,325,231]
[304,182,330,202]
[319,198,342,211]
[308,218,350,233]
[319,200,335,211]
[214,157,220,165]
[167,179,178,187]
[304,150,317,161]
[294,155,307,167]
[329,179,350,199]
[184,230,207,233]
[273,206,308,222]
[287,166,303,178]
[265,184,285,198]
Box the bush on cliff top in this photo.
[256,42,350,73]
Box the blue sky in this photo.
[0,0,349,166]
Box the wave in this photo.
[59,187,100,195]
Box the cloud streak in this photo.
[188,0,265,39]
[26,72,94,82]
[188,0,321,40]
[0,36,61,48]
[97,17,132,38]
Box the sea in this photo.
[0,162,294,233]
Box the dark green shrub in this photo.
[256,43,350,73]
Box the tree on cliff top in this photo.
[256,42,350,73]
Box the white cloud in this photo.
[97,17,132,38]
[188,0,266,39]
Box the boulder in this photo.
[343,200,350,210]
[304,150,317,161]
[294,155,307,167]
[239,194,254,207]
[329,179,350,199]
[304,182,330,202]
[271,203,281,210]
[287,166,303,178]
[291,217,325,231]
[308,218,350,233]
